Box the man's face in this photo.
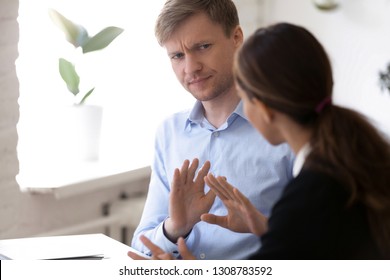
[163,12,242,102]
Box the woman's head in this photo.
[234,23,333,126]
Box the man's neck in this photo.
[202,93,241,129]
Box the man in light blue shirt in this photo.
[132,101,293,259]
[131,0,294,260]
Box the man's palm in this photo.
[165,159,215,241]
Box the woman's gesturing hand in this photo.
[203,174,268,236]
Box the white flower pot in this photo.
[69,105,103,161]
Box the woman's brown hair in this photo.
[234,22,390,257]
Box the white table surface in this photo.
[0,233,138,260]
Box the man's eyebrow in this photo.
[166,41,211,57]
[192,41,210,48]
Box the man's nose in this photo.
[184,54,202,74]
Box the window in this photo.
[16,0,195,189]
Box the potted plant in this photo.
[312,0,339,11]
[49,8,123,104]
[49,9,124,161]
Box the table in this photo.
[0,233,137,260]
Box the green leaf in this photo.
[49,9,89,48]
[59,58,80,95]
[79,88,95,105]
[82,27,124,54]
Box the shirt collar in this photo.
[188,101,204,124]
[233,100,249,121]
[185,100,248,131]
[292,142,311,177]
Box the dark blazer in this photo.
[250,169,383,259]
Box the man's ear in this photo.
[232,26,244,47]
[252,98,273,124]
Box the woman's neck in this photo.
[278,115,313,155]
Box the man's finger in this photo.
[187,158,199,182]
[177,237,196,260]
[140,235,165,256]
[180,159,190,184]
[195,160,211,185]
[127,251,147,260]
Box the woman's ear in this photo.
[252,98,273,124]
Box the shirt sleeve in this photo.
[130,123,175,255]
[130,122,196,258]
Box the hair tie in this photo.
[315,97,332,113]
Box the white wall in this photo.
[0,0,22,237]
[263,0,390,136]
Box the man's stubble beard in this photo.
[190,74,235,102]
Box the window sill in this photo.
[17,160,151,199]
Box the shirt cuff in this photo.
[154,219,194,258]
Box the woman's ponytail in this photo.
[308,105,390,257]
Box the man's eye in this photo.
[199,44,211,50]
[171,53,184,60]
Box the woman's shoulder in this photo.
[292,168,347,191]
[281,168,349,209]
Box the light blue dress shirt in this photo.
[131,100,294,260]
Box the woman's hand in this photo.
[128,235,196,260]
[203,174,268,236]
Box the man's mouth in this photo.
[188,76,211,85]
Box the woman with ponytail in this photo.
[129,22,390,260]
[203,22,390,259]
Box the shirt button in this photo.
[199,253,206,259]
[213,132,220,137]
